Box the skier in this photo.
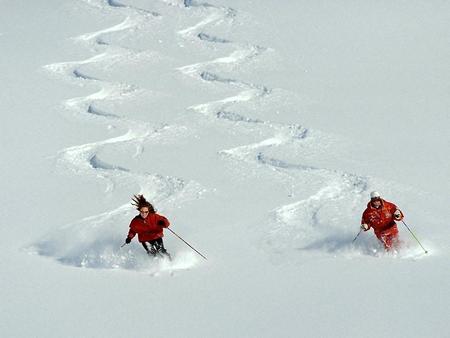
[124,194,171,259]
[361,191,404,251]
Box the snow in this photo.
[1,0,449,337]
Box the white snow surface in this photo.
[1,0,449,337]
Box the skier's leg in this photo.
[148,239,159,255]
[155,237,171,260]
[387,226,400,251]
[150,238,161,253]
[375,232,388,250]
[383,234,393,250]
[142,242,150,253]
[142,241,156,256]
[156,238,165,252]
[381,233,400,251]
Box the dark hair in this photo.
[131,194,155,213]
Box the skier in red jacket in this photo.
[361,191,404,251]
[125,195,171,258]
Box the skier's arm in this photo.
[393,208,404,221]
[388,202,403,221]
[127,228,136,240]
[361,211,371,231]
[156,214,170,228]
[126,219,139,242]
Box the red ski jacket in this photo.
[361,199,403,235]
[127,213,170,242]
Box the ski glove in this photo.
[125,237,131,244]
[361,223,370,231]
[393,209,403,221]
[157,219,166,227]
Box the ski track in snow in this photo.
[261,157,369,254]
[32,0,206,273]
[173,1,403,260]
[32,0,403,270]
[82,0,160,17]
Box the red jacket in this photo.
[127,213,170,242]
[361,199,402,234]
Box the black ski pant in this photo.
[141,238,167,255]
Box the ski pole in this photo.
[401,220,428,254]
[120,242,127,248]
[352,228,362,243]
[167,227,207,260]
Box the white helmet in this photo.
[370,191,381,199]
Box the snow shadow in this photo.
[28,206,199,274]
[295,232,383,257]
[197,32,231,43]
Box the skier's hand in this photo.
[361,223,370,231]
[125,237,131,244]
[393,209,403,221]
[157,219,166,227]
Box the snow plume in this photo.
[29,203,200,273]
[260,169,429,260]
[263,178,363,252]
[28,166,205,271]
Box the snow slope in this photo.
[1,1,449,337]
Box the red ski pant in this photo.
[375,224,399,250]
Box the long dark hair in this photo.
[131,194,155,213]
